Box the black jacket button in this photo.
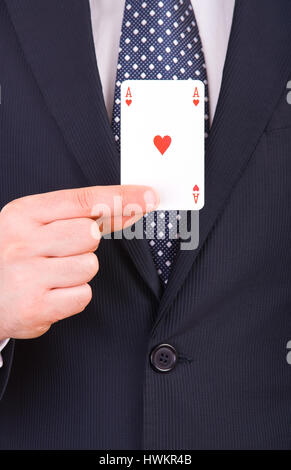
[150,344,177,373]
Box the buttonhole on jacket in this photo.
[178,355,193,364]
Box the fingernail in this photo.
[144,189,159,211]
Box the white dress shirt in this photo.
[0,0,235,367]
[0,339,9,367]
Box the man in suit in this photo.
[0,0,291,450]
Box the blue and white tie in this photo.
[112,0,209,286]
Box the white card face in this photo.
[121,80,205,211]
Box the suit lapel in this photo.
[4,0,161,300]
[155,0,291,323]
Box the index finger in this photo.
[14,185,159,224]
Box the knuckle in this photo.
[75,284,92,311]
[88,252,99,275]
[71,253,99,281]
[89,221,101,244]
[84,284,93,303]
[75,188,94,212]
[1,241,30,262]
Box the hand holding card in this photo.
[121,80,205,211]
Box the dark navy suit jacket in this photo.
[0,0,291,449]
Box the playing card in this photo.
[120,80,205,211]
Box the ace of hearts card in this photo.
[121,80,205,211]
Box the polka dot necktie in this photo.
[112,0,209,286]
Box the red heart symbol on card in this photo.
[153,135,172,155]
[126,99,132,106]
[193,99,199,106]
